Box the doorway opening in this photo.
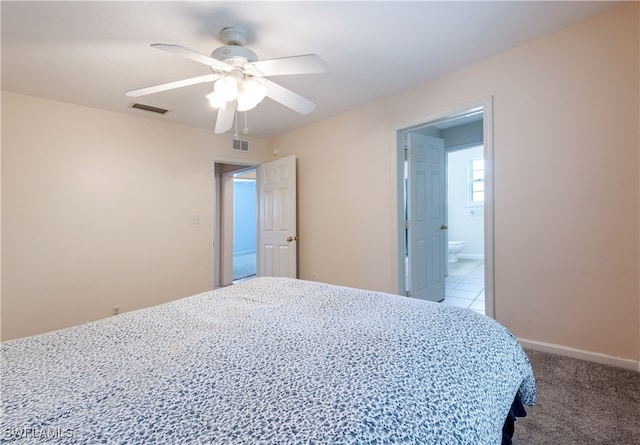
[397,99,494,317]
[212,155,298,288]
[232,170,257,282]
[446,145,485,314]
[212,162,258,288]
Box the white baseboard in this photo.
[457,254,484,260]
[518,338,640,372]
[233,249,256,256]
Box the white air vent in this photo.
[232,137,249,152]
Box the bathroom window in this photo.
[469,158,484,203]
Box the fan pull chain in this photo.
[234,107,239,137]
[243,111,249,135]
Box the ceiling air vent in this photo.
[232,137,249,153]
[130,103,169,114]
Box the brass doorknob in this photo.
[286,235,298,242]
[440,224,448,230]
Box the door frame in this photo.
[392,96,495,318]
[211,160,259,289]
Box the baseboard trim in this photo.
[457,254,484,260]
[518,338,640,372]
[233,249,256,256]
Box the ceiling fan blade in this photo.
[125,73,222,97]
[215,101,236,134]
[151,43,232,72]
[249,54,328,76]
[264,79,316,115]
[126,73,220,97]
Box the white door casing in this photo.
[221,173,235,285]
[407,133,446,302]
[257,155,297,278]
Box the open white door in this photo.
[407,133,446,301]
[257,155,297,278]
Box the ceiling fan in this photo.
[126,27,328,134]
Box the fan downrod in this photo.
[219,27,248,46]
[211,27,257,65]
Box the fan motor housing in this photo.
[211,45,258,66]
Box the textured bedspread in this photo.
[1,278,535,444]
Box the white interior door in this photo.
[257,155,297,278]
[407,133,446,301]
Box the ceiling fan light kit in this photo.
[126,27,327,134]
[236,78,268,112]
[205,90,226,109]
[212,74,239,102]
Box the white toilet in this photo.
[448,241,466,263]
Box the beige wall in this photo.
[269,3,640,361]
[1,92,269,340]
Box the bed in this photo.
[1,277,535,444]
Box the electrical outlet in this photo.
[312,272,318,281]
[111,306,121,316]
[191,216,201,225]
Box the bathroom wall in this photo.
[442,119,484,258]
[442,120,483,149]
[447,145,485,258]
[233,179,257,254]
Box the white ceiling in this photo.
[1,1,620,139]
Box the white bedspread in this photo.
[1,277,535,444]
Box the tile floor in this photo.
[443,258,485,315]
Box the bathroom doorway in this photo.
[446,145,485,314]
[397,99,494,317]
